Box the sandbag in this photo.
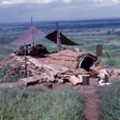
[60,60,66,66]
[50,55,78,61]
[71,61,79,69]
[59,50,78,58]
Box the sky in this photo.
[0,0,120,23]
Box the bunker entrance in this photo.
[79,57,95,71]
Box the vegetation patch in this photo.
[0,63,10,80]
[0,87,85,120]
[99,81,120,120]
[0,44,18,59]
[102,57,120,68]
[0,61,24,83]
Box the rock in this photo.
[44,83,54,89]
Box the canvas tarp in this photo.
[46,30,79,46]
[11,26,46,46]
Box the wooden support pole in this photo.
[24,43,27,78]
[31,17,33,26]
[56,22,61,51]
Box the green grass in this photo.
[0,44,18,59]
[2,74,24,83]
[102,57,120,68]
[0,87,85,120]
[0,63,10,79]
[0,62,24,83]
[99,81,120,120]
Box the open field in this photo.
[1,18,120,59]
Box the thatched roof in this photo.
[11,26,46,46]
[46,30,79,46]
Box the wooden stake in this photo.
[105,51,110,59]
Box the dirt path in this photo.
[52,78,101,120]
[84,88,100,120]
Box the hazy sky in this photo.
[0,0,120,23]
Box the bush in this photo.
[99,81,120,120]
[0,87,85,120]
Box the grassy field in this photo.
[99,81,120,120]
[0,86,85,120]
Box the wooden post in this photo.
[31,17,35,44]
[104,75,108,83]
[31,17,33,26]
[95,44,103,57]
[105,51,110,59]
[95,43,103,62]
[56,22,61,51]
[79,75,90,85]
[24,43,27,78]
